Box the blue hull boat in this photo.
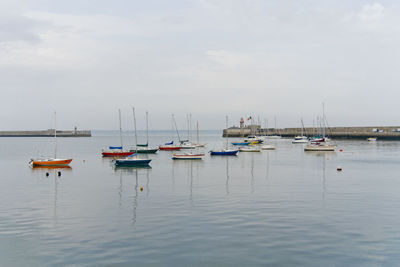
[210,150,239,156]
[231,142,250,146]
[115,159,151,167]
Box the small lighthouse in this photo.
[240,117,244,128]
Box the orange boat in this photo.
[29,112,73,167]
[30,158,73,166]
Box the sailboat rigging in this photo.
[115,107,152,166]
[172,114,205,159]
[131,111,159,154]
[30,111,73,166]
[102,109,135,157]
[210,116,239,156]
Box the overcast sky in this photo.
[1,0,399,130]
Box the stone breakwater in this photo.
[0,129,91,137]
[223,126,400,140]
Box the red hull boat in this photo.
[159,146,181,151]
[102,151,135,157]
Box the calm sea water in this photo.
[1,131,400,266]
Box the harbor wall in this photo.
[0,129,92,137]
[223,126,400,140]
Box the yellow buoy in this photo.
[140,186,143,191]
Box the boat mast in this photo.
[119,109,123,149]
[301,118,307,137]
[54,111,57,158]
[187,114,190,142]
[226,115,229,149]
[196,120,199,145]
[146,111,149,145]
[322,103,326,137]
[132,107,138,151]
[172,114,181,142]
[189,114,192,153]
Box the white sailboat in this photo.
[292,118,308,144]
[193,121,206,147]
[304,104,336,152]
[172,114,205,160]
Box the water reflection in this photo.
[304,151,336,157]
[226,157,230,196]
[113,166,152,227]
[250,153,255,194]
[265,150,270,180]
[133,169,138,226]
[30,167,66,224]
[30,165,72,172]
[188,161,193,205]
[322,153,327,203]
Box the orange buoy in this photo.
[339,149,343,152]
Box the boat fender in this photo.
[46,172,49,177]
[58,171,61,177]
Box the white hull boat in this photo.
[261,144,275,150]
[292,136,308,144]
[304,144,336,152]
[172,152,205,160]
[239,147,261,152]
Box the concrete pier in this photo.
[0,129,91,137]
[223,126,400,140]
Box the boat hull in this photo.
[102,151,135,157]
[232,142,250,146]
[172,153,204,160]
[31,158,72,166]
[159,146,181,151]
[239,148,261,152]
[261,145,275,150]
[304,145,336,152]
[210,150,238,156]
[115,159,151,166]
[131,148,159,154]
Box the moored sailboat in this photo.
[130,111,159,154]
[172,114,205,160]
[304,104,336,152]
[102,109,135,157]
[210,116,239,156]
[115,107,151,167]
[30,112,73,167]
[160,114,182,151]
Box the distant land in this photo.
[0,128,91,137]
[224,125,400,140]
